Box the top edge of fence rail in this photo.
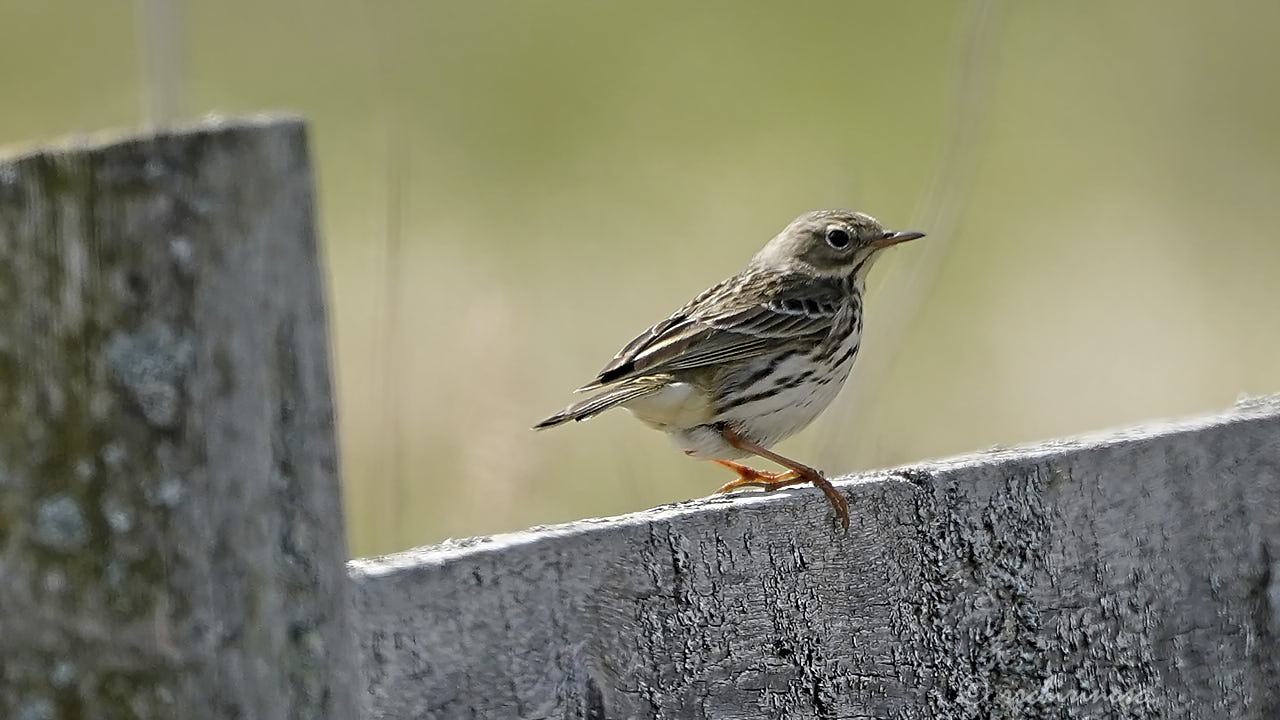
[346,470,908,579]
[348,393,1280,577]
[0,112,307,163]
[908,392,1280,473]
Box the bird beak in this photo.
[869,230,926,250]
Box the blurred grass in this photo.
[2,1,1278,556]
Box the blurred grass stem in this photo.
[819,0,1006,462]
[136,0,184,126]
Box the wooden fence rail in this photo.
[350,397,1280,719]
[3,119,1278,720]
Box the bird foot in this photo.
[712,459,850,531]
[712,460,802,493]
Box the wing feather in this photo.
[579,272,842,389]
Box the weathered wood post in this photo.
[350,398,1280,719]
[0,118,358,719]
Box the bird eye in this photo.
[824,227,851,249]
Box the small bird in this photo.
[535,210,924,530]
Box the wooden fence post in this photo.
[350,397,1280,719]
[0,118,358,719]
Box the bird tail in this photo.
[534,380,664,430]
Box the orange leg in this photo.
[712,460,803,493]
[716,426,850,531]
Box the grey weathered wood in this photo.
[0,118,358,719]
[350,397,1280,719]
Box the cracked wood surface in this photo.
[350,397,1280,719]
[0,118,358,719]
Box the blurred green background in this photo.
[3,1,1278,557]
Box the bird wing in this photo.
[579,273,842,390]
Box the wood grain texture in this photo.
[351,397,1280,719]
[0,118,358,719]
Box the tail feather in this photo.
[534,381,663,430]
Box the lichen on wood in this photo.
[0,118,357,720]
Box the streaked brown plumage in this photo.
[536,209,924,530]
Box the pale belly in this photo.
[662,378,851,460]
[624,382,715,431]
[622,333,861,460]
[719,366,849,447]
[624,382,744,459]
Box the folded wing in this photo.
[580,273,841,391]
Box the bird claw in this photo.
[712,460,798,494]
[711,459,849,531]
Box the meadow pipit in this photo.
[536,210,923,530]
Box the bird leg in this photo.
[711,460,801,493]
[716,425,850,531]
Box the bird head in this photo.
[750,209,924,280]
